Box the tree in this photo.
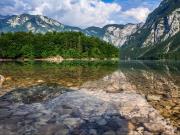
[0,32,119,59]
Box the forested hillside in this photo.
[0,32,119,59]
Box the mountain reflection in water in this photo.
[0,61,118,95]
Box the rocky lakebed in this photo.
[0,61,179,135]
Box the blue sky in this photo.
[114,0,161,10]
[0,0,162,28]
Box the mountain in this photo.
[121,0,180,60]
[102,23,143,47]
[84,26,105,38]
[84,24,142,47]
[0,14,141,48]
[0,14,81,33]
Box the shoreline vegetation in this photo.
[0,32,119,60]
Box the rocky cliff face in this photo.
[143,8,180,47]
[102,24,142,47]
[121,0,180,59]
[84,24,142,47]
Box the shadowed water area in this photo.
[0,60,179,135]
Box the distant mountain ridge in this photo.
[0,14,141,47]
[0,14,81,33]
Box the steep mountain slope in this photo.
[84,26,105,38]
[84,24,142,47]
[102,23,142,47]
[121,0,180,60]
[0,14,81,33]
[0,14,141,48]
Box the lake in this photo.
[0,60,179,135]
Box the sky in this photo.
[0,0,162,28]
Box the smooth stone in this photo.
[106,117,126,130]
[103,131,116,135]
[173,106,180,110]
[147,95,162,101]
[26,113,42,119]
[143,123,164,132]
[128,122,135,130]
[89,129,97,135]
[0,75,5,88]
[137,127,144,134]
[127,131,141,135]
[63,118,83,128]
[143,131,154,135]
[128,131,141,135]
[63,109,73,114]
[89,116,102,123]
[54,128,69,135]
[96,119,107,126]
[1,122,17,131]
[54,108,73,115]
[37,80,44,83]
[5,77,12,81]
[70,109,81,117]
[165,106,172,110]
[38,124,67,135]
[116,129,128,135]
[13,110,29,116]
[0,101,11,107]
[0,129,17,135]
[7,116,25,123]
[0,108,12,118]
[37,118,49,125]
[113,117,128,127]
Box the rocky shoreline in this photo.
[0,57,119,63]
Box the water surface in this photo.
[0,60,179,129]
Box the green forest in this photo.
[0,32,119,59]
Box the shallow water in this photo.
[0,61,118,94]
[0,60,179,134]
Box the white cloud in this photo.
[29,0,122,28]
[122,7,150,22]
[0,0,152,27]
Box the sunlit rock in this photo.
[147,94,162,101]
[42,55,64,63]
[80,71,136,92]
[0,75,5,88]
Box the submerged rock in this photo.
[0,83,73,104]
[0,88,177,135]
[147,94,162,101]
[0,70,178,135]
[0,75,5,88]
